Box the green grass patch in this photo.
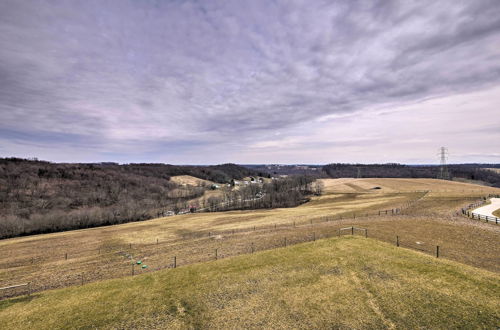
[1,237,499,329]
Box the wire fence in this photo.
[2,190,497,300]
[1,220,450,300]
[0,193,426,271]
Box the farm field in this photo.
[169,175,214,186]
[487,168,500,174]
[320,177,498,195]
[0,178,499,299]
[1,236,499,329]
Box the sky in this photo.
[1,0,499,165]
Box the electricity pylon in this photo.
[437,147,450,180]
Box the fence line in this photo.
[6,189,493,300]
[460,194,500,224]
[1,192,430,270]
[0,283,30,298]
[1,217,461,300]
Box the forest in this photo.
[0,158,261,238]
[0,158,319,238]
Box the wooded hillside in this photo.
[0,158,260,238]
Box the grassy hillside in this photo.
[1,236,498,329]
[1,178,499,298]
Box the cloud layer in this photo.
[1,0,499,163]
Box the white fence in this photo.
[461,194,500,224]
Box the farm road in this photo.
[473,198,500,217]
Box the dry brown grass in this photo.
[169,175,227,205]
[169,175,214,186]
[319,178,499,197]
[1,237,499,329]
[1,178,499,299]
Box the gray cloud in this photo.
[0,0,499,163]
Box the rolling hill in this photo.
[0,236,498,329]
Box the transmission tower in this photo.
[437,147,450,180]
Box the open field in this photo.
[1,178,499,299]
[1,236,499,329]
[169,175,214,186]
[170,175,225,206]
[487,168,500,174]
[319,177,499,195]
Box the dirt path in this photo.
[473,198,500,218]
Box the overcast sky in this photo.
[1,0,499,164]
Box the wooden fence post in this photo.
[396,236,399,247]
[173,256,177,268]
[351,227,354,235]
[313,232,316,241]
[81,274,84,286]
[365,229,367,238]
[284,237,287,247]
[215,249,218,260]
[157,238,159,245]
[65,253,68,260]
[436,246,439,258]
[251,243,254,253]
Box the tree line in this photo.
[200,176,322,212]
[0,158,261,238]
[322,163,500,187]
